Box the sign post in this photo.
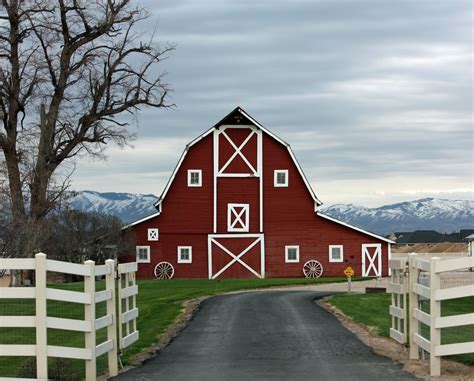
[344,266,354,293]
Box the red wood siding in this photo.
[158,133,214,234]
[216,178,259,233]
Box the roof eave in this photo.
[316,212,395,244]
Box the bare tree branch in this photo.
[0,0,174,233]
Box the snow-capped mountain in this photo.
[65,192,473,234]
[65,191,158,223]
[320,198,473,234]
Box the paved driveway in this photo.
[113,291,418,380]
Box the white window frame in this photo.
[285,245,300,263]
[177,246,192,264]
[274,169,289,187]
[187,169,202,187]
[147,228,159,241]
[136,246,150,263]
[227,203,250,232]
[329,245,344,263]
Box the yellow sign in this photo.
[344,266,354,278]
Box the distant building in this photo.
[465,234,474,257]
[391,229,474,245]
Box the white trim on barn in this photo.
[122,212,160,230]
[285,245,300,263]
[227,203,250,232]
[362,243,382,277]
[147,228,159,241]
[187,169,202,187]
[329,245,344,263]
[213,128,218,233]
[136,246,150,263]
[316,212,395,244]
[274,169,289,187]
[177,246,192,264]
[258,128,263,232]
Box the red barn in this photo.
[124,107,394,279]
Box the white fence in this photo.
[0,253,139,380]
[389,254,474,376]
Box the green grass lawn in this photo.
[329,293,474,366]
[1,276,358,378]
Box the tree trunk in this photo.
[3,143,25,220]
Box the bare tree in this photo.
[42,210,134,265]
[0,0,173,229]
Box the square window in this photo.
[329,245,344,263]
[285,245,300,263]
[274,170,288,187]
[178,246,192,264]
[148,228,159,241]
[188,169,202,187]
[136,246,150,263]
[227,203,250,232]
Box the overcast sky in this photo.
[72,0,473,207]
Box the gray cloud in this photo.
[73,0,473,206]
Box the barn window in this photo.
[136,246,150,263]
[227,203,250,232]
[148,228,159,241]
[187,169,202,187]
[329,245,344,262]
[274,170,288,187]
[285,245,300,263]
[178,246,192,263]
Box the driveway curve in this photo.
[113,291,418,380]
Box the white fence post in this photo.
[430,257,441,376]
[408,253,419,359]
[35,253,48,381]
[84,260,96,380]
[106,259,118,377]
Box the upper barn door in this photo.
[362,244,382,277]
[217,126,260,176]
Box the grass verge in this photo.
[328,293,474,366]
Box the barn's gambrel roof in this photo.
[154,107,322,209]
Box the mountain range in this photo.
[65,191,473,235]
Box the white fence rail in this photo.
[0,253,139,380]
[389,254,474,376]
[117,262,139,351]
[388,258,408,344]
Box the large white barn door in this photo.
[208,234,264,279]
[362,244,382,277]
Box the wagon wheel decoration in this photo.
[303,260,324,278]
[154,262,175,280]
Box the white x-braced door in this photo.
[208,234,264,279]
[227,203,249,232]
[217,126,259,176]
[362,244,382,277]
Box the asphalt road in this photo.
[113,291,418,380]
